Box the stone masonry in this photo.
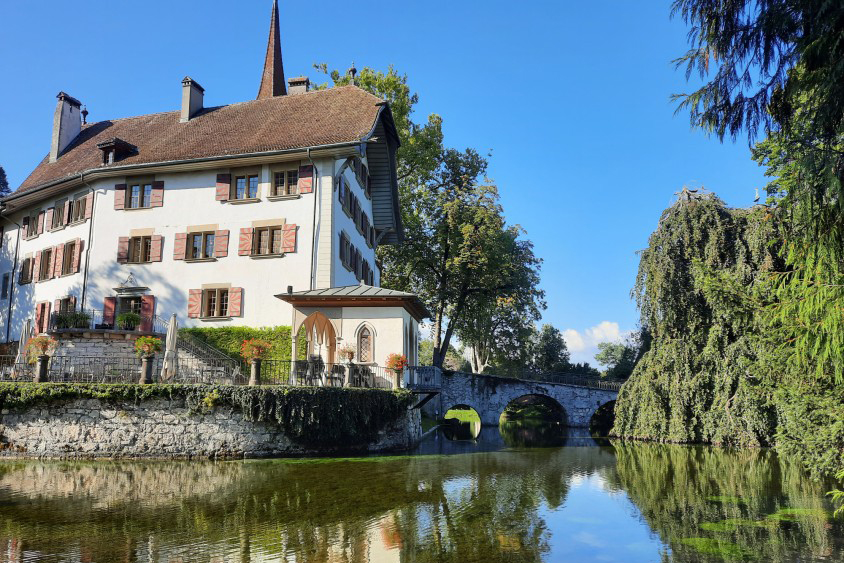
[0,397,421,459]
[435,372,618,427]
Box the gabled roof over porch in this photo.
[275,285,430,322]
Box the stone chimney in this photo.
[49,92,82,163]
[180,76,204,122]
[288,76,310,95]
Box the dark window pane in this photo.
[236,177,246,199]
[248,175,258,199]
[204,233,215,258]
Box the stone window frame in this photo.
[356,323,377,365]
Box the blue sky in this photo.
[0,1,767,363]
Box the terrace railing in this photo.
[49,309,167,334]
[261,360,399,389]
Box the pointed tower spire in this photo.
[257,0,286,99]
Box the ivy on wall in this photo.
[0,383,414,449]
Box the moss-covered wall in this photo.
[0,383,420,459]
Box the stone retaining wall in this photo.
[52,331,143,357]
[0,396,421,459]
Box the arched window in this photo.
[358,327,373,363]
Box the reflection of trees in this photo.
[0,447,618,563]
[613,442,844,562]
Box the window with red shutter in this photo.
[173,233,187,260]
[216,174,231,201]
[149,235,163,262]
[139,295,155,331]
[214,230,229,257]
[150,181,164,208]
[238,228,253,256]
[298,164,313,194]
[114,184,127,210]
[103,297,117,325]
[117,237,130,264]
[187,289,202,318]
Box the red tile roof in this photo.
[15,85,383,195]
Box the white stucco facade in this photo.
[0,152,385,342]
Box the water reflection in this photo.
[0,427,840,562]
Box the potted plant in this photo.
[26,336,57,383]
[117,311,141,331]
[242,339,272,386]
[385,353,408,376]
[134,336,162,384]
[338,343,356,364]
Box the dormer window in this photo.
[96,138,136,165]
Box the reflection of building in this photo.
[0,1,423,365]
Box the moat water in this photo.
[0,421,842,562]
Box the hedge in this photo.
[179,326,307,367]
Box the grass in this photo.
[443,408,481,424]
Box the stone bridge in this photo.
[432,372,620,427]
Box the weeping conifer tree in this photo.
[613,190,782,447]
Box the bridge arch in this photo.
[499,394,568,426]
[442,404,482,440]
[589,400,616,437]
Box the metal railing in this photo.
[261,360,399,389]
[49,309,167,334]
[46,355,161,384]
[167,332,244,384]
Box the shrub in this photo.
[116,312,141,330]
[54,311,91,330]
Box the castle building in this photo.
[0,1,423,367]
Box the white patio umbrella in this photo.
[12,319,32,379]
[161,314,179,381]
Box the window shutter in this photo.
[37,211,45,234]
[149,235,163,262]
[187,289,202,318]
[45,248,55,279]
[69,295,77,311]
[84,193,94,219]
[114,184,127,210]
[228,287,243,317]
[139,295,155,332]
[21,217,29,236]
[150,181,164,207]
[298,165,314,194]
[216,174,231,201]
[54,299,61,315]
[103,297,116,325]
[45,208,54,232]
[33,251,42,281]
[65,201,73,224]
[72,239,83,273]
[214,230,229,258]
[52,244,64,278]
[35,303,43,334]
[238,228,253,256]
[281,224,297,253]
[117,236,130,264]
[173,233,187,260]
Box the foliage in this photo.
[0,383,414,448]
[116,312,140,330]
[531,324,570,373]
[457,239,546,373]
[613,193,781,447]
[180,326,306,368]
[26,336,56,360]
[133,336,161,358]
[418,338,468,371]
[385,353,408,373]
[595,330,649,380]
[53,311,91,330]
[241,339,271,361]
[0,166,8,197]
[670,0,844,142]
[831,470,844,518]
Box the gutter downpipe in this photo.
[0,207,22,342]
[307,147,319,291]
[79,171,97,311]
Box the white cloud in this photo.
[563,321,626,365]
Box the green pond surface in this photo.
[0,421,842,562]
